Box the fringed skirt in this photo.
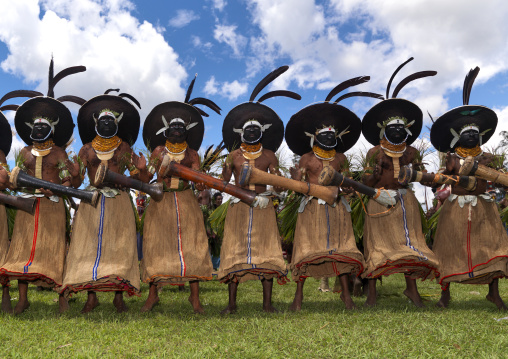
[433,196,508,287]
[290,199,365,282]
[218,201,288,284]
[363,190,439,280]
[0,198,66,287]
[141,190,213,285]
[0,204,9,269]
[60,192,140,297]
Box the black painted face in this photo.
[385,124,406,144]
[164,121,187,143]
[458,129,479,148]
[96,116,118,138]
[315,131,336,149]
[31,123,52,142]
[243,125,262,144]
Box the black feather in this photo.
[48,57,55,98]
[188,97,222,115]
[427,111,434,123]
[185,74,197,104]
[463,67,480,105]
[257,90,301,103]
[57,95,87,106]
[333,91,384,104]
[325,76,370,102]
[0,104,19,112]
[386,57,414,99]
[51,66,86,96]
[195,107,209,117]
[249,65,289,102]
[119,93,141,109]
[0,90,43,107]
[105,89,120,95]
[392,71,437,98]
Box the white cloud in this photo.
[213,24,247,57]
[192,35,212,50]
[203,76,247,100]
[0,0,188,123]
[212,0,227,12]
[168,9,199,28]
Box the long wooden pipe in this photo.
[318,166,377,197]
[166,161,257,206]
[238,163,338,205]
[0,192,36,214]
[459,156,508,186]
[398,165,477,191]
[10,167,99,206]
[94,163,164,202]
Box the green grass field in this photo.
[1,275,508,358]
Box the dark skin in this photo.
[68,120,147,314]
[140,125,205,314]
[220,128,282,314]
[0,150,12,314]
[435,130,506,310]
[288,137,357,311]
[13,126,76,314]
[362,124,425,308]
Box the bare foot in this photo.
[13,299,30,315]
[403,288,425,308]
[486,294,508,311]
[352,277,364,297]
[81,296,100,314]
[263,304,279,313]
[364,295,377,307]
[58,295,69,314]
[436,289,450,308]
[113,294,128,313]
[1,287,12,314]
[220,304,237,315]
[188,295,204,314]
[140,295,159,313]
[289,300,302,312]
[340,292,357,310]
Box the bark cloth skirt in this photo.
[61,191,140,297]
[0,204,9,281]
[433,194,508,288]
[141,189,213,285]
[363,189,439,280]
[0,198,66,287]
[218,201,288,284]
[290,198,365,282]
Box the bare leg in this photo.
[364,278,377,307]
[262,278,278,313]
[318,277,330,292]
[403,276,424,308]
[14,280,29,314]
[339,274,357,310]
[58,293,69,313]
[1,284,12,314]
[220,281,238,315]
[113,291,128,313]
[140,283,159,313]
[352,276,364,297]
[188,280,204,314]
[289,278,305,312]
[487,279,508,310]
[436,285,451,308]
[81,291,100,313]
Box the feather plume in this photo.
[0,90,43,107]
[0,104,19,112]
[325,76,370,102]
[48,57,54,97]
[427,111,434,123]
[392,71,437,98]
[249,65,289,102]
[386,57,414,99]
[50,66,86,96]
[463,67,480,105]
[195,107,209,117]
[57,95,87,106]
[119,93,141,109]
[105,89,120,94]
[333,91,384,104]
[188,97,222,115]
[184,74,197,104]
[257,90,301,103]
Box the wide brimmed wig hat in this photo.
[362,57,437,146]
[286,76,383,155]
[222,66,301,152]
[5,59,86,147]
[78,89,141,145]
[430,67,497,152]
[143,75,221,152]
[0,110,12,156]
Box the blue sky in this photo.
[0,0,508,196]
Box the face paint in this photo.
[164,121,187,143]
[96,115,118,138]
[458,129,479,148]
[30,123,52,142]
[243,124,262,144]
[384,124,407,144]
[315,131,337,149]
